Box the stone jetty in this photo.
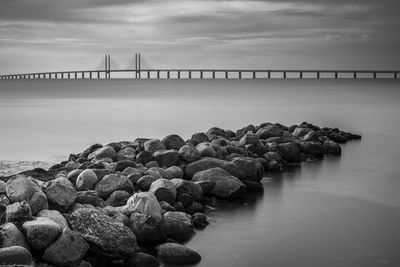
[0,122,360,266]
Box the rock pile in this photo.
[0,122,360,266]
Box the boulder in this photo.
[6,175,48,215]
[153,150,179,168]
[185,157,238,179]
[76,169,98,191]
[323,140,342,155]
[136,151,153,164]
[0,180,6,194]
[6,201,32,223]
[300,141,325,156]
[95,174,134,199]
[230,157,264,182]
[37,209,70,229]
[239,133,259,145]
[144,139,166,154]
[88,145,116,161]
[192,213,209,229]
[124,252,160,267]
[292,127,311,138]
[0,246,33,266]
[156,243,201,265]
[105,190,131,207]
[277,142,301,163]
[22,217,61,250]
[136,175,160,192]
[44,177,77,212]
[129,212,166,244]
[191,132,209,143]
[162,134,186,150]
[196,143,218,158]
[165,166,183,179]
[256,124,284,139]
[162,211,194,242]
[115,160,137,172]
[126,192,162,220]
[0,222,29,250]
[171,179,202,201]
[67,169,84,185]
[69,208,137,258]
[76,190,105,207]
[149,179,176,205]
[116,147,136,162]
[178,144,201,163]
[43,228,89,267]
[192,168,246,198]
[185,201,204,215]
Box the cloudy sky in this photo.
[1,0,400,74]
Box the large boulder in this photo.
[156,243,201,265]
[323,140,342,155]
[162,211,194,242]
[88,145,116,161]
[300,141,325,156]
[230,157,264,182]
[162,134,186,150]
[124,252,161,267]
[115,160,137,172]
[0,223,29,250]
[0,246,34,266]
[192,168,246,198]
[256,124,284,139]
[76,190,105,208]
[116,147,137,162]
[144,139,166,154]
[276,142,301,163]
[76,169,98,191]
[37,209,70,229]
[44,177,77,212]
[239,133,259,145]
[69,208,137,258]
[95,174,134,199]
[126,192,162,220]
[178,145,201,163]
[165,166,183,179]
[6,175,48,215]
[6,201,32,223]
[136,175,160,192]
[22,217,61,250]
[153,150,179,168]
[129,212,166,244]
[185,157,238,179]
[149,179,176,205]
[171,179,202,201]
[196,143,218,158]
[43,228,89,267]
[105,190,131,207]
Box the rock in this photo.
[0,246,33,266]
[136,151,153,164]
[300,141,325,156]
[102,206,130,226]
[0,223,29,250]
[37,209,70,229]
[177,193,193,207]
[115,160,137,172]
[95,174,134,199]
[185,201,204,215]
[76,190,105,207]
[67,169,84,185]
[173,202,185,212]
[165,166,183,179]
[69,208,137,258]
[88,145,117,161]
[171,179,202,201]
[76,169,98,191]
[196,143,218,158]
[116,147,136,162]
[323,140,342,155]
[162,211,194,242]
[126,192,162,220]
[194,181,215,195]
[153,150,179,168]
[292,127,312,138]
[6,201,32,223]
[242,180,264,192]
[192,168,246,198]
[149,179,176,205]
[144,139,166,154]
[43,228,89,267]
[156,243,201,265]
[256,124,284,139]
[105,190,131,207]
[129,213,166,244]
[124,252,160,267]
[277,142,301,163]
[191,132,209,143]
[81,143,103,158]
[6,175,48,215]
[239,133,259,145]
[44,177,77,212]
[159,201,176,212]
[22,217,61,250]
[136,175,160,191]
[178,144,201,163]
[147,167,171,179]
[230,157,264,182]
[185,157,238,179]
[0,181,6,194]
[162,134,186,150]
[192,213,209,229]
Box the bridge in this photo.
[1,53,399,80]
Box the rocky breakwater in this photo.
[0,122,361,266]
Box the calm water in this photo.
[1,79,400,266]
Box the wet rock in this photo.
[37,209,70,229]
[323,140,342,155]
[76,169,98,191]
[144,139,166,154]
[256,124,284,139]
[171,179,202,201]
[6,201,32,223]
[185,157,238,179]
[162,211,194,242]
[69,208,137,258]
[0,180,6,194]
[88,145,117,161]
[0,222,29,250]
[156,243,201,265]
[153,150,179,168]
[0,246,34,266]
[124,252,161,267]
[177,193,193,207]
[95,174,134,199]
[44,177,77,212]
[292,127,312,138]
[277,142,301,163]
[192,168,246,198]
[43,228,89,267]
[22,217,61,250]
[191,132,209,143]
[162,134,186,150]
[129,212,166,244]
[194,181,215,195]
[136,151,153,164]
[106,190,131,207]
[300,141,325,156]
[230,157,264,182]
[149,179,176,205]
[185,201,204,215]
[192,213,209,229]
[126,192,162,220]
[178,144,201,163]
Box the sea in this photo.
[1,79,400,267]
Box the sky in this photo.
[1,0,400,74]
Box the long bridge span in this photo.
[1,54,399,80]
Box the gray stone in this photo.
[156,243,201,265]
[95,174,134,199]
[277,142,301,163]
[149,179,176,205]
[67,169,84,185]
[88,145,117,161]
[0,246,33,266]
[105,190,131,207]
[162,134,186,150]
[37,209,70,229]
[44,177,77,212]
[171,179,202,201]
[165,166,183,179]
[178,144,201,163]
[256,124,284,139]
[144,139,166,154]
[6,201,32,223]
[185,157,238,179]
[76,169,98,191]
[124,252,161,267]
[76,190,105,207]
[323,140,342,155]
[126,192,162,220]
[230,157,264,182]
[153,150,179,168]
[0,222,29,250]
[129,212,166,244]
[116,146,136,162]
[162,211,194,242]
[22,216,61,250]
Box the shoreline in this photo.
[0,121,360,266]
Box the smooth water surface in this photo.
[1,79,400,266]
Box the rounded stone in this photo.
[156,243,201,265]
[0,246,33,266]
[22,217,62,250]
[76,169,99,191]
